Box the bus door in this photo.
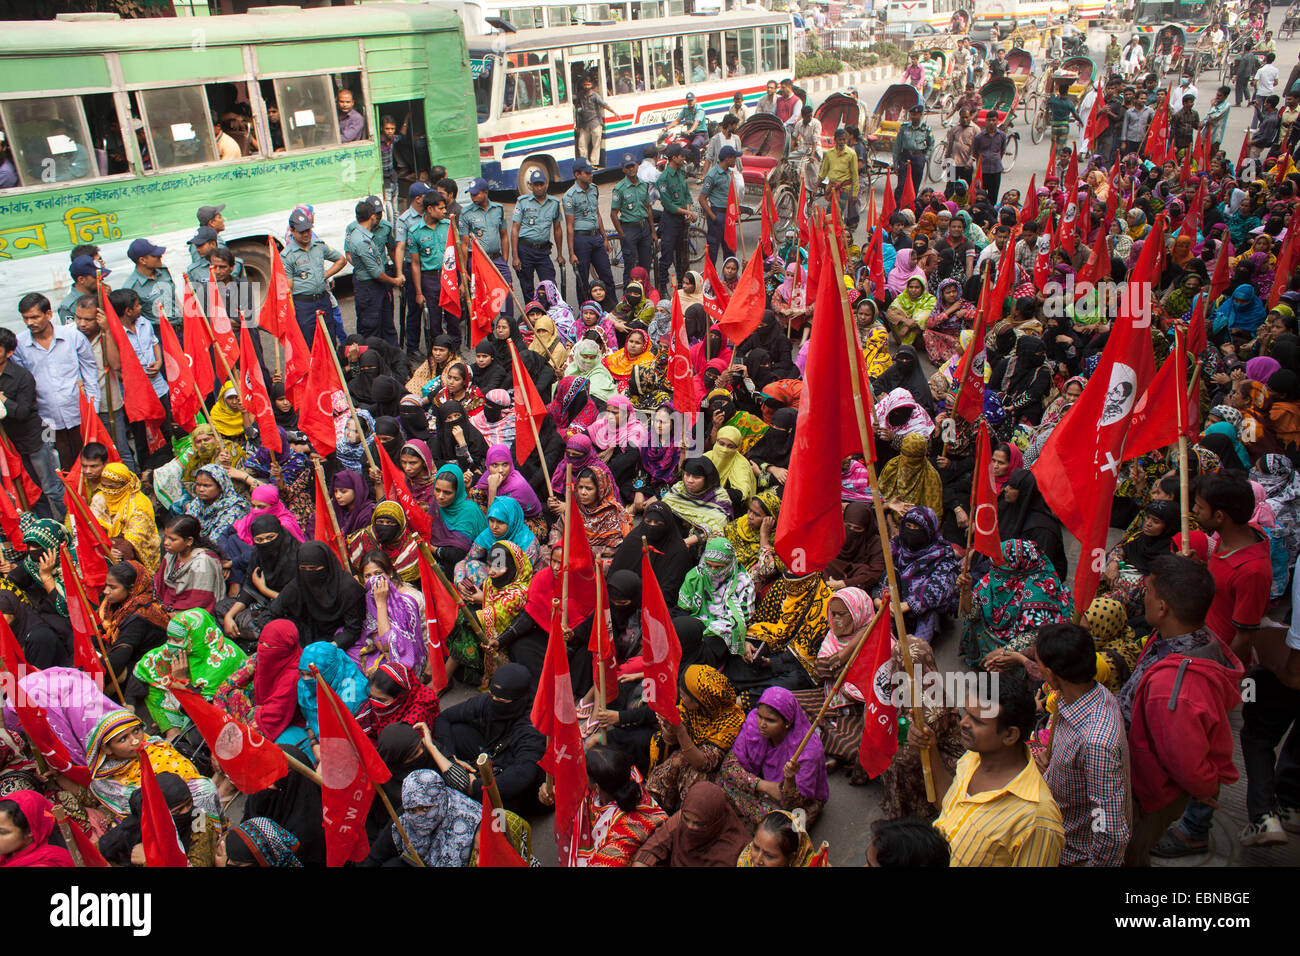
[375,97,432,208]
[560,45,604,157]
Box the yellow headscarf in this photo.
[91,462,161,571]
[527,315,569,375]
[877,433,943,519]
[705,425,756,504]
[209,380,245,438]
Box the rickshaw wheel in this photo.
[1030,108,1047,145]
[1002,134,1019,171]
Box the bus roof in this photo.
[0,3,464,56]
[468,10,789,53]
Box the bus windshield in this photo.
[1134,0,1212,25]
[473,54,497,122]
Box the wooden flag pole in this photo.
[94,273,127,452]
[48,805,85,867]
[790,599,889,762]
[311,458,354,574]
[507,342,549,480]
[560,463,573,634]
[421,542,485,639]
[310,663,425,866]
[1176,331,1192,554]
[476,753,504,811]
[283,751,323,785]
[595,562,610,746]
[827,235,935,803]
[182,273,238,389]
[958,421,981,617]
[319,313,379,475]
[61,546,125,704]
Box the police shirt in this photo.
[344,223,387,281]
[512,194,562,243]
[281,239,342,297]
[459,201,507,256]
[561,181,601,231]
[120,266,177,325]
[699,164,732,210]
[407,217,451,271]
[611,178,651,224]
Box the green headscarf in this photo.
[435,463,489,541]
[19,515,71,616]
[133,608,248,732]
[676,538,756,653]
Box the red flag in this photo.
[1032,215,1164,614]
[701,252,730,322]
[1123,330,1194,461]
[557,475,598,620]
[258,238,292,339]
[775,237,872,572]
[589,570,618,706]
[1188,291,1208,357]
[205,268,241,373]
[101,289,165,425]
[59,548,105,677]
[716,250,767,345]
[864,185,877,232]
[724,175,739,251]
[170,684,289,793]
[880,170,896,222]
[1019,173,1038,225]
[439,220,462,317]
[61,814,110,867]
[1074,212,1115,299]
[57,472,111,594]
[478,789,527,866]
[138,747,189,867]
[805,217,826,311]
[76,385,120,467]
[158,313,203,431]
[296,326,345,456]
[1237,129,1250,168]
[796,178,810,247]
[1208,234,1234,305]
[0,621,92,787]
[640,548,682,724]
[953,269,991,422]
[312,470,348,569]
[830,185,848,268]
[1033,237,1051,288]
[971,156,982,198]
[760,180,776,255]
[898,164,916,213]
[1176,176,1207,243]
[238,323,282,454]
[0,487,24,552]
[864,221,886,297]
[529,606,585,865]
[416,547,455,694]
[969,421,1005,565]
[667,290,698,420]
[379,447,433,541]
[0,433,40,513]
[182,284,216,398]
[846,606,897,778]
[1046,143,1056,182]
[807,843,830,867]
[1145,90,1170,159]
[1269,217,1300,309]
[509,342,547,463]
[470,240,512,346]
[316,671,391,866]
[279,302,313,405]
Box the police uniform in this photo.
[512,191,562,301]
[395,202,427,352]
[283,237,343,347]
[184,256,247,288]
[611,174,652,290]
[345,221,395,343]
[120,266,177,328]
[58,286,93,325]
[656,162,693,295]
[459,199,513,319]
[699,162,734,265]
[187,236,229,263]
[407,214,459,347]
[563,177,615,302]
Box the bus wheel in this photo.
[517,157,553,195]
[230,238,273,299]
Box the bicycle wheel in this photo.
[687,226,707,265]
[1022,91,1038,124]
[605,232,623,270]
[774,184,798,232]
[927,142,948,183]
[1031,107,1047,144]
[1002,134,1019,171]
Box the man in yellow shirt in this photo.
[914,674,1064,866]
[818,127,859,237]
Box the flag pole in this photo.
[49,805,85,867]
[311,458,354,574]
[826,234,935,803]
[507,342,550,480]
[595,565,608,745]
[61,546,125,704]
[94,273,126,452]
[789,599,889,762]
[318,313,379,475]
[560,463,573,634]
[476,753,504,810]
[1176,330,1192,554]
[283,751,324,786]
[421,542,485,639]
[309,663,425,867]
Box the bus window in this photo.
[501,5,544,28]
[685,32,723,84]
[138,87,216,171]
[562,46,602,102]
[206,82,259,157]
[505,54,554,113]
[589,3,613,20]
[726,28,757,76]
[759,24,789,73]
[0,96,98,186]
[664,0,685,15]
[644,36,678,88]
[273,75,341,151]
[605,40,643,95]
[548,5,587,25]
[81,92,128,175]
[632,0,661,17]
[335,72,368,143]
[472,55,498,122]
[257,81,286,153]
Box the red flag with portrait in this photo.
[170,684,289,793]
[440,220,462,317]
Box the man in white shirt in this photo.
[638,145,662,206]
[1121,36,1145,80]
[1176,72,1199,110]
[703,113,744,188]
[1256,52,1281,113]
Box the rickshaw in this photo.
[814,90,862,149]
[864,83,924,162]
[950,8,971,35]
[737,113,788,197]
[1006,47,1035,93]
[1284,3,1300,40]
[923,47,953,109]
[1152,25,1186,75]
[971,76,1021,170]
[1061,54,1096,96]
[1028,69,1082,144]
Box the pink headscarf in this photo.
[886,248,926,295]
[233,484,306,544]
[588,395,649,451]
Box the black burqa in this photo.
[266,541,366,649]
[997,469,1068,581]
[243,744,326,866]
[745,406,797,467]
[872,345,936,415]
[609,501,689,606]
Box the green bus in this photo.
[0,3,479,322]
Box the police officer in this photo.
[656,144,696,296]
[408,192,460,349]
[459,177,512,319]
[699,145,738,265]
[59,256,110,325]
[511,168,563,302]
[121,237,177,329]
[395,182,432,355]
[188,204,228,262]
[346,200,404,344]
[185,226,246,290]
[610,153,654,292]
[283,208,346,348]
[564,158,616,304]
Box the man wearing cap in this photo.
[893,104,933,201]
[611,154,654,290]
[675,93,708,167]
[395,182,432,354]
[564,158,616,303]
[699,146,739,265]
[189,205,228,262]
[346,200,403,344]
[511,169,563,302]
[69,293,136,474]
[185,225,247,291]
[284,209,346,348]
[574,75,618,166]
[59,256,110,326]
[120,238,177,329]
[656,144,696,296]
[460,177,512,320]
[408,192,459,349]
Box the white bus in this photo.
[486,0,782,29]
[471,12,795,193]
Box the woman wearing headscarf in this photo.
[706,390,768,455]
[477,541,534,684]
[98,560,171,685]
[359,661,440,741]
[1100,496,1182,614]
[1252,452,1300,561]
[344,502,420,582]
[330,470,376,539]
[1000,335,1053,426]
[153,514,224,613]
[614,279,655,328]
[220,818,303,867]
[348,348,387,407]
[0,791,73,867]
[885,276,936,348]
[739,570,836,697]
[549,433,617,499]
[474,445,543,520]
[877,433,944,521]
[887,506,961,643]
[923,277,976,365]
[434,463,490,544]
[724,490,785,590]
[406,335,458,401]
[609,502,690,606]
[1266,368,1300,451]
[578,300,619,350]
[133,609,248,735]
[660,456,735,547]
[885,246,926,296]
[959,538,1073,668]
[90,463,160,573]
[1202,420,1251,470]
[997,469,1067,580]
[221,619,306,747]
[352,550,426,676]
[720,686,830,829]
[704,424,757,512]
[386,769,481,867]
[528,314,570,379]
[458,494,540,604]
[297,641,368,748]
[184,463,248,547]
[546,466,629,563]
[677,538,756,654]
[336,409,376,474]
[1214,283,1268,339]
[772,265,813,333]
[535,280,577,342]
[431,363,488,428]
[604,326,656,393]
[567,745,665,867]
[633,781,750,867]
[880,636,964,818]
[744,407,794,488]
[1023,375,1086,466]
[873,345,937,416]
[548,375,600,437]
[643,664,745,813]
[563,338,619,404]
[209,381,248,441]
[266,542,367,650]
[589,395,648,500]
[431,402,489,473]
[825,501,886,590]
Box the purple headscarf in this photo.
[476,444,543,516]
[639,402,682,484]
[2,667,121,767]
[351,577,426,672]
[550,433,615,494]
[1247,355,1282,384]
[330,469,376,536]
[731,686,830,802]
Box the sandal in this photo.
[1150,828,1209,858]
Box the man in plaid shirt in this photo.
[1035,623,1132,866]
